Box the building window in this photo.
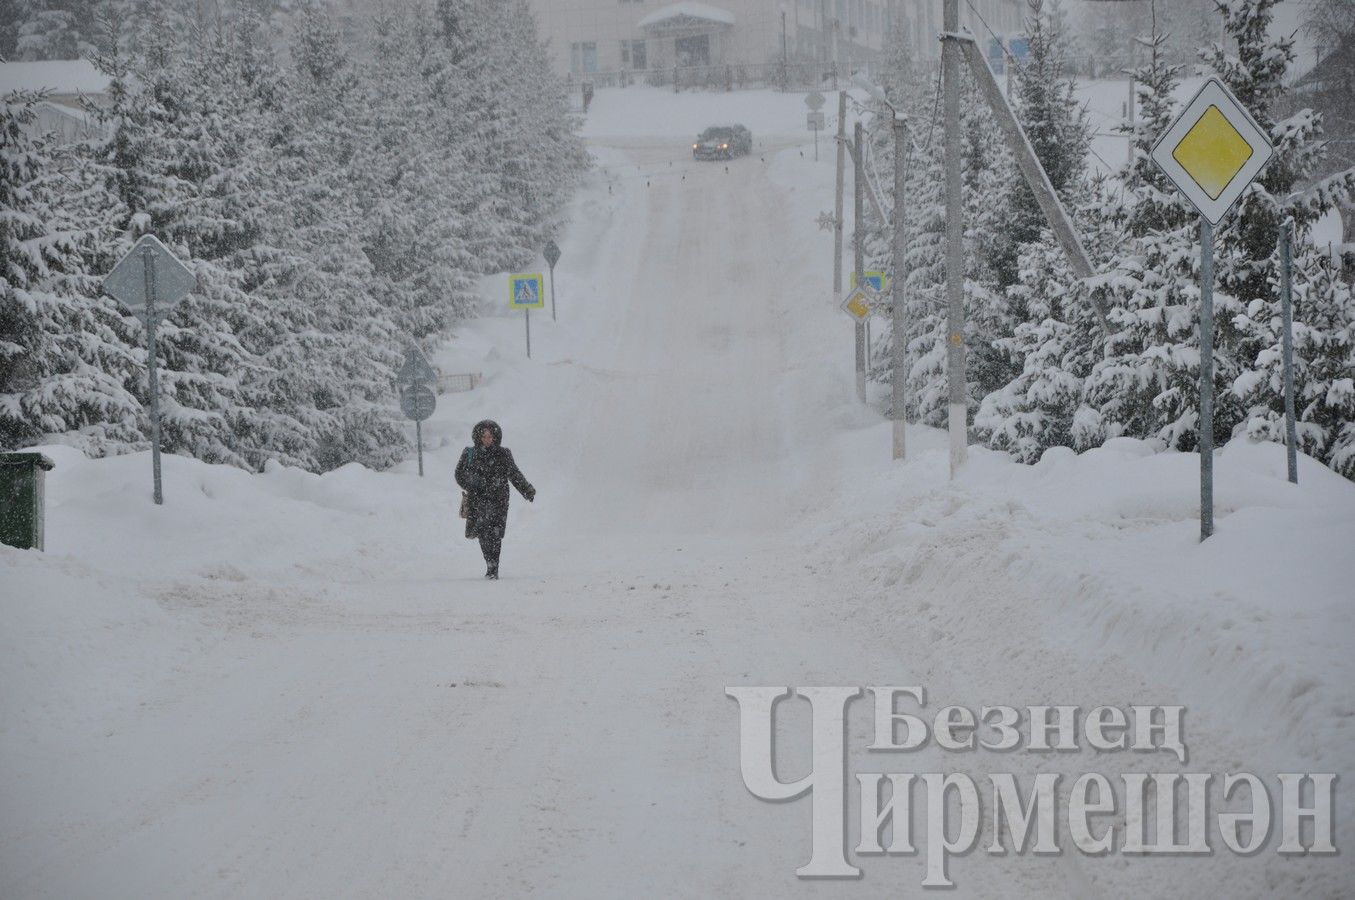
[570,41,598,74]
[620,39,647,69]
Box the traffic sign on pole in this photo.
[510,273,544,358]
[1150,77,1273,226]
[399,382,436,422]
[850,270,887,293]
[103,234,197,323]
[1151,77,1273,541]
[805,91,826,111]
[543,242,561,322]
[839,285,876,322]
[102,235,197,506]
[396,347,437,388]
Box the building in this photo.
[0,59,110,142]
[527,0,1027,84]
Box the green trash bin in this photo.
[1,452,55,551]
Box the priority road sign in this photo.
[805,91,826,111]
[544,240,561,269]
[509,273,544,309]
[839,286,875,322]
[102,234,197,322]
[1150,77,1273,226]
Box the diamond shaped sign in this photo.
[805,91,826,112]
[102,234,197,321]
[1150,77,1273,226]
[839,286,875,322]
[396,347,437,387]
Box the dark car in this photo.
[692,124,752,160]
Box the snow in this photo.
[580,85,858,140]
[3,85,1354,896]
[0,60,109,96]
[636,2,736,29]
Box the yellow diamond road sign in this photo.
[1151,77,1273,226]
[840,286,874,322]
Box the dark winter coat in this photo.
[455,420,534,531]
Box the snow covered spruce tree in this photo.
[0,90,144,452]
[1083,0,1355,476]
[6,0,584,472]
[1208,0,1355,476]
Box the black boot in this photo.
[485,563,499,580]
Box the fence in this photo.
[437,372,482,394]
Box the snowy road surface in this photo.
[4,91,1353,898]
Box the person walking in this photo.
[456,420,535,579]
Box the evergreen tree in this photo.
[0,91,144,453]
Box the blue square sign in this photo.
[509,273,545,309]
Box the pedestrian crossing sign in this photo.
[509,273,544,309]
[850,271,887,293]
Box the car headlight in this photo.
[721,144,728,149]
[693,143,699,149]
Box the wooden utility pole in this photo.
[891,112,908,460]
[942,0,967,475]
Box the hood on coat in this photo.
[472,419,503,447]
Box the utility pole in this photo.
[942,0,967,475]
[854,119,867,403]
[833,90,846,319]
[891,112,908,460]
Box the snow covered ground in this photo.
[3,86,1353,897]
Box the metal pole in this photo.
[1199,217,1215,540]
[854,119,866,404]
[525,308,532,359]
[1279,217,1298,484]
[141,246,163,506]
[549,264,557,322]
[416,419,424,477]
[1127,76,1136,169]
[892,113,908,460]
[942,0,967,476]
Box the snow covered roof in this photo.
[0,60,110,97]
[638,2,735,30]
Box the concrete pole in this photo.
[891,113,908,460]
[854,119,867,404]
[1279,218,1299,484]
[833,93,846,303]
[942,0,967,475]
[1199,217,1215,541]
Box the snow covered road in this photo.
[4,92,1353,898]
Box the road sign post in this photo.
[509,274,545,358]
[398,382,437,476]
[102,235,197,506]
[1279,218,1298,485]
[395,347,438,477]
[1151,76,1274,541]
[544,240,562,322]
